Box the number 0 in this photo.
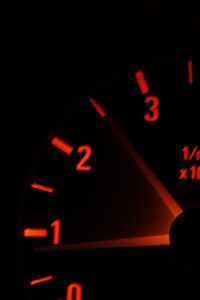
[66,283,82,300]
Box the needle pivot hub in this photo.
[169,208,200,265]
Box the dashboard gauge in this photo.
[18,55,200,299]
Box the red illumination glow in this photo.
[31,183,54,193]
[51,137,74,155]
[66,283,82,300]
[30,275,53,286]
[24,228,47,238]
[190,165,200,180]
[39,235,170,252]
[188,59,193,84]
[107,117,183,218]
[135,70,150,95]
[76,145,92,171]
[89,98,106,118]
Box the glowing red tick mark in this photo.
[30,275,53,286]
[24,228,48,238]
[135,70,150,95]
[188,59,193,85]
[36,235,170,252]
[31,183,54,193]
[89,98,106,118]
[51,137,74,155]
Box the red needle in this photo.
[36,116,183,253]
[107,116,183,218]
[36,234,170,252]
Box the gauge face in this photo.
[19,56,200,299]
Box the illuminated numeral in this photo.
[76,145,92,171]
[190,165,200,180]
[144,95,159,122]
[66,283,82,300]
[190,166,196,180]
[198,167,200,179]
[51,219,61,245]
[182,145,189,160]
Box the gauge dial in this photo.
[19,56,200,299]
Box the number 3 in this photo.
[144,95,159,122]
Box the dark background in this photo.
[3,2,200,298]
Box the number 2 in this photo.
[144,95,159,122]
[76,145,92,171]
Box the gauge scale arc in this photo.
[19,56,200,299]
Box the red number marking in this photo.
[76,145,92,171]
[89,98,106,118]
[190,165,196,180]
[190,165,200,180]
[66,283,82,300]
[182,145,189,160]
[144,95,159,122]
[51,219,61,245]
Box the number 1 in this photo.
[51,219,60,245]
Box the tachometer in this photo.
[19,55,200,299]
